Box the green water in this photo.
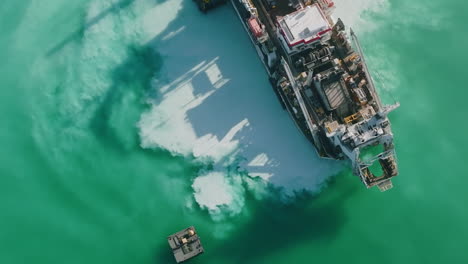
[1,0,467,263]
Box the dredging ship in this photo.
[198,0,399,191]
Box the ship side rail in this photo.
[281,57,317,133]
[350,29,383,110]
[251,0,288,60]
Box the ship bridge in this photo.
[277,4,331,55]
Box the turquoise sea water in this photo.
[1,0,467,263]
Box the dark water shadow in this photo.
[81,1,205,169]
[208,173,356,263]
[152,171,358,264]
[88,45,161,154]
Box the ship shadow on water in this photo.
[142,0,343,192]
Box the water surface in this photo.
[1,0,467,263]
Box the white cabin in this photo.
[276,4,332,55]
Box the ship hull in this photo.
[230,0,323,153]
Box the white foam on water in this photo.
[31,0,154,141]
[141,0,184,40]
[192,172,245,219]
[137,0,392,218]
[334,0,401,102]
[333,0,388,32]
[139,57,244,163]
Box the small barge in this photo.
[168,226,204,263]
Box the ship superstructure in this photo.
[226,0,399,191]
